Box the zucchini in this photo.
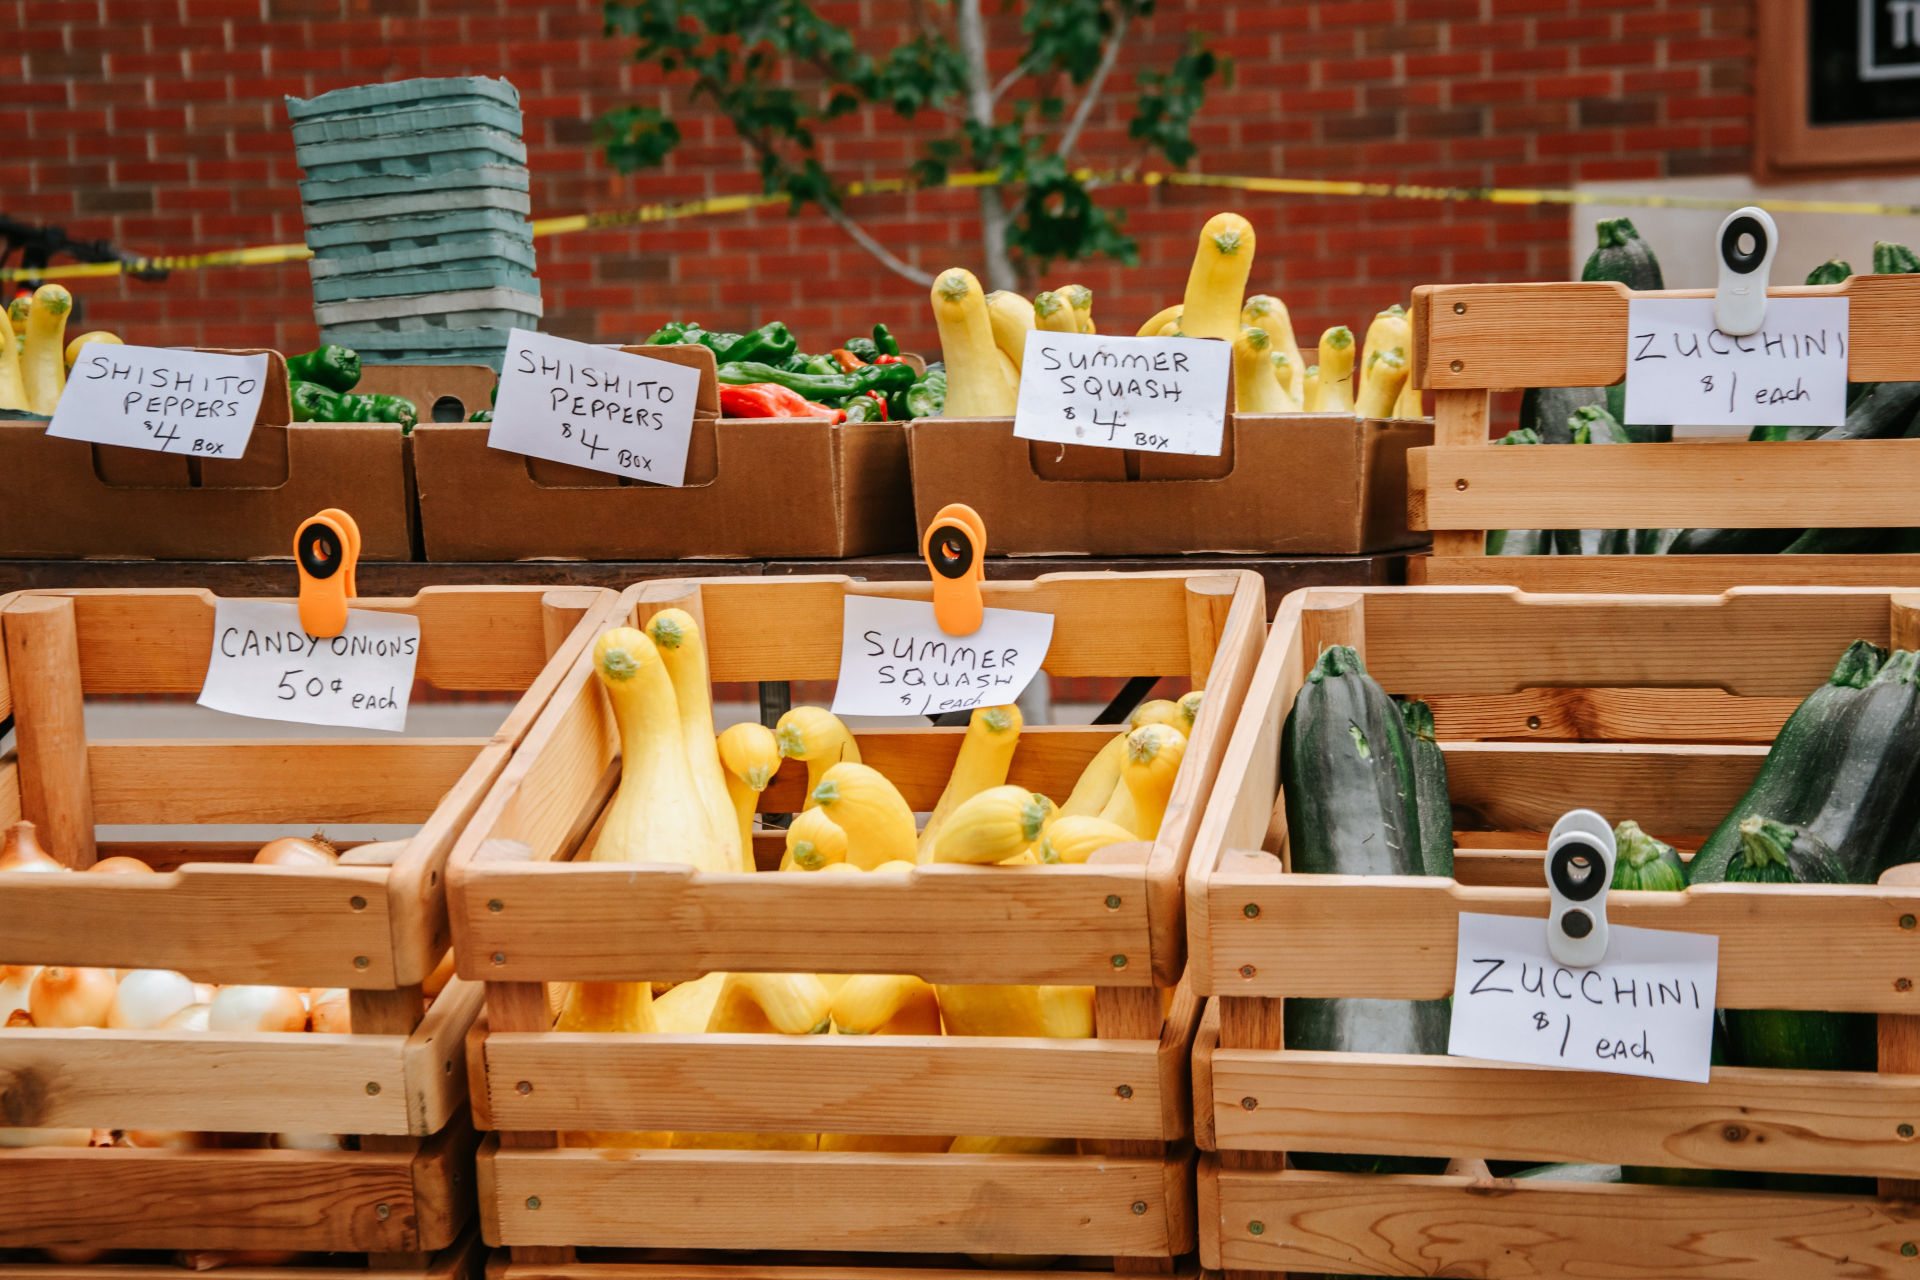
[1586,216,1666,290]
[1781,527,1896,554]
[1728,815,1847,885]
[1666,526,1805,555]
[1400,700,1454,878]
[1282,647,1448,1177]
[1687,640,1887,884]
[1804,649,1920,884]
[1813,379,1920,441]
[1610,820,1685,891]
[1876,240,1920,275]
[1518,385,1605,443]
[1806,258,1853,286]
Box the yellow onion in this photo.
[30,966,117,1028]
[88,855,155,875]
[308,989,350,1034]
[160,1003,211,1031]
[253,834,337,867]
[120,1129,206,1149]
[207,985,306,1032]
[0,821,64,872]
[107,970,197,1030]
[422,949,455,997]
[1,964,40,1020]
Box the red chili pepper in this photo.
[721,382,819,418]
[803,398,847,424]
[873,354,903,365]
[830,348,866,372]
[866,390,890,420]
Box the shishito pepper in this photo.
[290,381,344,422]
[286,345,362,393]
[717,359,916,402]
[290,380,416,429]
[650,321,797,368]
[873,323,900,357]
[904,367,947,419]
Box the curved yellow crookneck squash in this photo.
[775,706,861,811]
[1135,304,1182,338]
[1396,378,1424,421]
[810,762,916,869]
[1059,730,1129,819]
[1181,213,1256,340]
[555,978,670,1150]
[1358,305,1411,398]
[22,284,72,416]
[646,609,742,874]
[1032,290,1078,334]
[1316,327,1356,415]
[652,971,726,1032]
[0,305,27,412]
[588,628,727,872]
[984,290,1035,373]
[931,268,1018,417]
[916,704,1022,861]
[1355,350,1410,420]
[1232,327,1295,414]
[1122,722,1187,841]
[1302,363,1322,412]
[1242,294,1304,401]
[1039,814,1138,864]
[1177,690,1203,734]
[1057,284,1094,333]
[716,721,781,870]
[931,785,1053,865]
[782,804,848,871]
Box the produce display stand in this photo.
[1408,273,1920,591]
[0,583,617,1269]
[1185,583,1920,1279]
[409,345,915,562]
[0,352,414,562]
[908,412,1430,557]
[445,569,1268,1278]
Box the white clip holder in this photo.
[1545,809,1615,967]
[1713,206,1778,337]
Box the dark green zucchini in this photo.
[1666,527,1805,555]
[1803,649,1920,884]
[1282,646,1448,1177]
[1587,216,1666,290]
[1519,219,1668,447]
[1603,380,1669,442]
[1518,385,1604,443]
[1781,528,1897,554]
[1876,240,1920,274]
[1611,820,1685,891]
[1634,528,1681,555]
[1813,379,1920,441]
[1806,258,1854,286]
[1400,699,1454,878]
[1687,640,1887,884]
[1728,815,1848,884]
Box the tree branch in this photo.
[989,52,1040,105]
[820,199,936,287]
[1056,6,1129,162]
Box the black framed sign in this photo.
[1760,0,1920,177]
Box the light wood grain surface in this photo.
[3,595,96,866]
[1418,552,1920,593]
[755,725,1112,813]
[1440,740,1766,834]
[1205,1159,1920,1278]
[0,1224,482,1280]
[1425,686,1800,743]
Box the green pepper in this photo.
[287,345,362,393]
[843,336,879,363]
[290,380,345,422]
[717,359,917,401]
[359,393,418,431]
[695,322,795,366]
[647,321,694,344]
[905,369,947,419]
[797,353,841,377]
[468,409,492,422]
[873,323,900,357]
[841,392,888,423]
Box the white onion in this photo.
[159,1003,211,1031]
[271,1132,345,1150]
[253,835,337,867]
[107,970,197,1030]
[207,985,306,1033]
[87,855,155,875]
[29,967,117,1028]
[0,1128,92,1147]
[0,821,65,872]
[193,983,217,1003]
[0,965,40,1021]
[308,989,351,1034]
[120,1129,205,1149]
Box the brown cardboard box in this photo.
[410,344,915,561]
[356,364,498,423]
[0,350,412,560]
[906,412,1432,556]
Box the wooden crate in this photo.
[445,570,1268,1276]
[1184,583,1920,1279]
[1407,273,1920,591]
[0,584,616,1263]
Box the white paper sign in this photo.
[1014,330,1230,457]
[488,329,701,486]
[1447,912,1719,1084]
[830,596,1054,718]
[47,346,267,457]
[197,599,419,732]
[1623,297,1849,428]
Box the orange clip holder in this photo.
[294,508,362,639]
[922,502,987,637]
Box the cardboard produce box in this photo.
[907,410,1431,557]
[410,342,915,561]
[0,349,413,560]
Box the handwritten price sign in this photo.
[830,595,1054,719]
[1622,297,1849,429]
[197,599,420,732]
[487,329,702,486]
[47,346,268,457]
[1013,330,1230,457]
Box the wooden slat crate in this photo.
[1407,273,1920,591]
[1184,583,1920,1279]
[0,585,615,1269]
[445,570,1268,1280]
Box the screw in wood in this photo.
[1241,1096,1258,1110]
[1900,978,1914,992]
[1111,954,1128,969]
[376,1204,390,1220]
[353,956,370,968]
[1116,1085,1134,1099]
[1248,1221,1265,1236]
[366,1082,381,1095]
[1105,894,1121,909]
[1902,1124,1915,1138]
[1132,1201,1147,1215]
[1527,716,1542,730]
[1454,478,1468,490]
[489,899,504,913]
[1243,903,1260,918]
[1903,914,1916,930]
[517,1081,533,1095]
[1905,1242,1917,1257]
[492,952,506,965]
[349,896,366,910]
[1453,302,1466,314]
[1240,964,1256,978]
[527,1197,542,1210]
[1450,359,1463,372]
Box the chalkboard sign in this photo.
[1811,0,1920,124]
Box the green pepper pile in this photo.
[287,344,418,431]
[646,321,945,420]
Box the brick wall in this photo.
[2,0,1752,357]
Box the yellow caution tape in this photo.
[10,169,1920,282]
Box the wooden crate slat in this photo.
[1424,687,1800,744]
[1440,741,1766,835]
[755,725,1114,814]
[1412,276,1920,390]
[460,859,1155,986]
[87,739,485,825]
[0,1226,482,1280]
[1412,440,1920,531]
[1418,552,1920,595]
[480,1143,1180,1255]
[1206,1161,1919,1280]
[481,1030,1165,1140]
[1211,1048,1920,1178]
[1204,870,1920,1010]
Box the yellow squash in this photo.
[1316,326,1356,415]
[1180,213,1255,340]
[1130,699,1181,732]
[775,706,861,810]
[1358,305,1410,396]
[1396,378,1423,421]
[63,331,120,369]
[1177,690,1203,733]
[1354,349,1410,420]
[950,1135,1076,1154]
[1122,722,1187,841]
[1231,327,1294,414]
[1271,349,1297,405]
[1057,283,1094,333]
[1135,304,1182,337]
[1059,730,1128,818]
[1302,363,1321,412]
[652,972,726,1032]
[1242,294,1304,401]
[916,703,1022,860]
[555,978,668,1150]
[810,762,916,869]
[646,609,741,874]
[931,267,1017,417]
[708,972,833,1035]
[934,982,1095,1039]
[782,804,848,871]
[931,785,1053,864]
[22,284,73,415]
[1032,289,1078,333]
[588,628,726,871]
[716,721,781,869]
[984,290,1036,373]
[0,306,26,411]
[832,973,941,1035]
[1039,815,1138,864]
